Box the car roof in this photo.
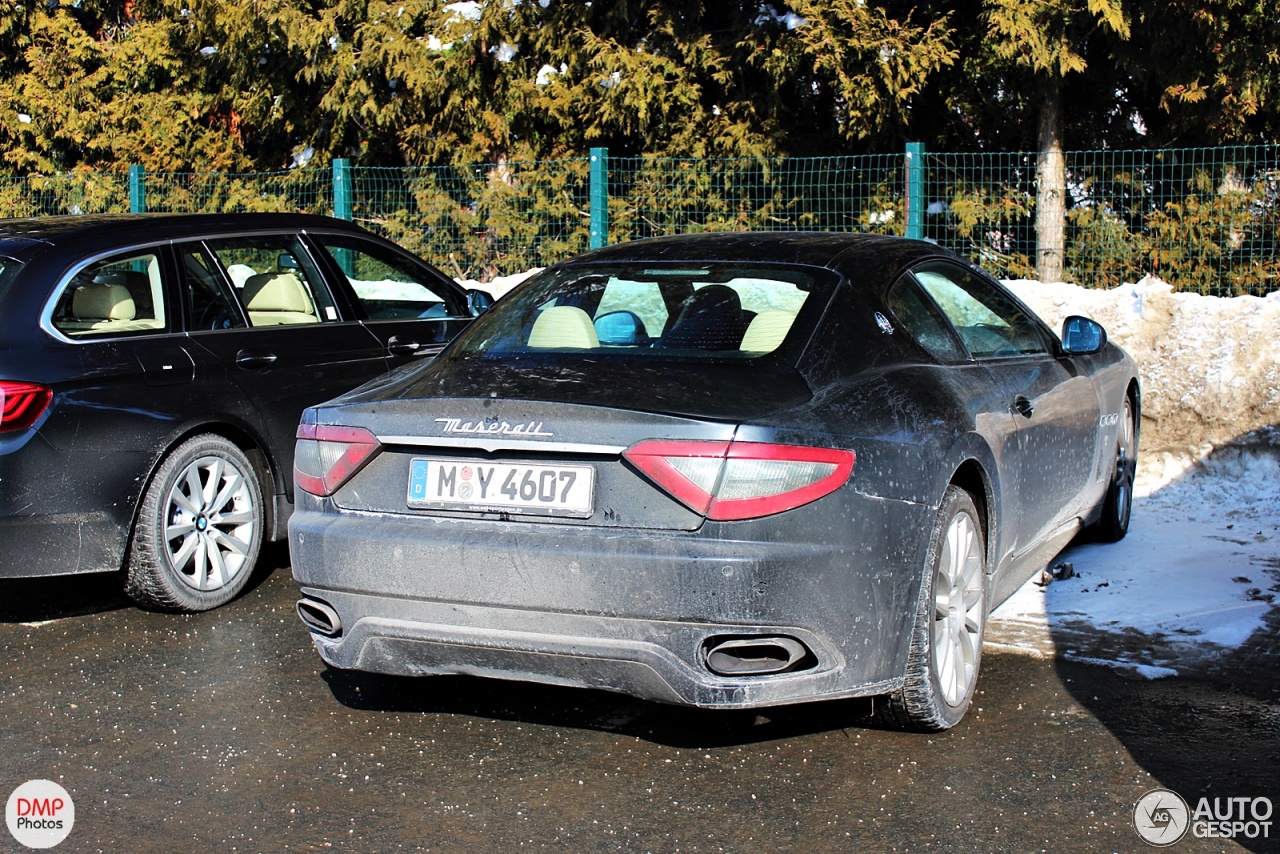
[0,212,364,261]
[561,231,956,274]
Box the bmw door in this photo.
[175,234,392,507]
[303,232,474,366]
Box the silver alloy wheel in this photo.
[163,454,257,591]
[1115,397,1135,524]
[931,508,985,707]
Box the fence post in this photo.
[333,158,352,221]
[904,142,924,240]
[589,147,608,249]
[128,164,146,213]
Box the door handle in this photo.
[387,336,421,356]
[235,350,278,369]
[1012,395,1034,418]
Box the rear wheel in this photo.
[878,485,987,731]
[125,434,264,612]
[1096,396,1136,542]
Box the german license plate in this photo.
[407,458,595,517]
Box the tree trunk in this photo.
[1036,85,1066,283]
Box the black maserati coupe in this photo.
[289,232,1139,731]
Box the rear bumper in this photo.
[289,492,933,709]
[296,591,901,708]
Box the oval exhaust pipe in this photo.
[296,597,342,637]
[704,636,809,676]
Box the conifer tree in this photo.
[983,0,1130,283]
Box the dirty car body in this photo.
[289,232,1140,730]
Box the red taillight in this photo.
[0,381,52,433]
[624,439,855,521]
[294,423,381,497]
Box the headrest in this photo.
[93,270,148,290]
[740,310,796,353]
[527,305,599,349]
[73,284,136,321]
[244,273,312,314]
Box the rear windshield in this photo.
[451,262,835,361]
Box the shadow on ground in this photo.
[322,664,882,750]
[1049,433,1280,852]
[0,540,288,623]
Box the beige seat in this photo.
[243,273,318,326]
[739,310,796,354]
[58,283,136,334]
[94,270,155,319]
[527,305,599,349]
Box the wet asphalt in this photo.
[1,547,1277,853]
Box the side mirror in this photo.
[466,289,493,316]
[1061,315,1107,355]
[277,253,301,271]
[594,310,648,346]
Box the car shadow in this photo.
[321,665,882,749]
[0,540,288,623]
[0,571,133,622]
[1047,431,1280,851]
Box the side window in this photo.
[51,251,168,339]
[177,247,247,332]
[203,236,338,327]
[310,235,466,320]
[887,275,966,362]
[912,264,1048,358]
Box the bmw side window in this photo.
[310,235,467,320]
[887,275,966,362]
[204,236,339,326]
[50,251,168,339]
[177,247,247,332]
[912,264,1048,358]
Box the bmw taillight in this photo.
[294,423,381,497]
[0,381,52,433]
[624,439,855,521]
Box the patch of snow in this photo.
[535,64,564,86]
[993,449,1280,674]
[455,269,541,299]
[445,1,482,21]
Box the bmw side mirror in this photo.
[466,289,493,317]
[1061,315,1106,355]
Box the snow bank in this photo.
[1006,276,1280,459]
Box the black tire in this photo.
[125,434,264,612]
[1096,395,1136,543]
[877,485,987,732]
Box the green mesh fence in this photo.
[348,159,592,280]
[1,146,1276,295]
[607,154,905,239]
[923,146,1280,295]
[143,170,332,216]
[0,171,131,217]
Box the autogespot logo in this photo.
[1134,788,1190,846]
[6,780,75,849]
[1135,788,1275,846]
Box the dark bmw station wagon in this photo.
[0,213,487,612]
